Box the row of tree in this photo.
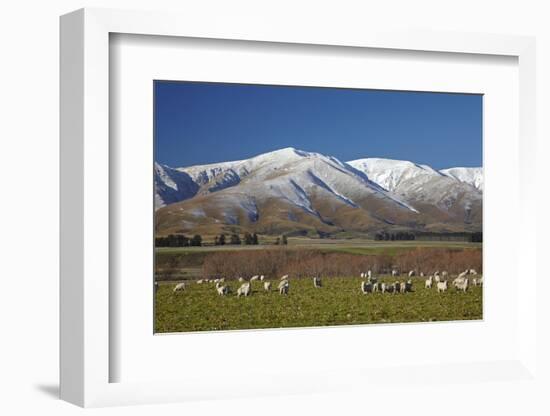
[155,234,202,247]
[213,232,260,245]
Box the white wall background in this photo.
[0,1,548,415]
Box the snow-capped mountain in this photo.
[440,167,483,191]
[155,148,482,236]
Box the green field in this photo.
[155,275,483,333]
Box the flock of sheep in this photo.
[166,268,482,297]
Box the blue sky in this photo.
[154,81,482,170]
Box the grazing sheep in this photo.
[360,272,365,278]
[405,279,413,293]
[260,275,265,281]
[196,279,204,284]
[313,276,322,288]
[458,270,468,279]
[385,284,395,294]
[391,269,399,277]
[361,281,373,294]
[442,271,448,279]
[238,277,245,282]
[372,282,379,293]
[369,276,378,284]
[264,281,271,291]
[380,282,386,293]
[280,274,289,281]
[367,270,372,279]
[250,275,259,282]
[420,272,425,277]
[454,277,469,293]
[216,282,229,296]
[436,280,448,293]
[469,269,478,275]
[434,274,441,283]
[408,270,415,278]
[473,277,483,287]
[278,280,289,295]
[173,282,186,293]
[219,278,225,283]
[425,275,433,289]
[237,282,251,297]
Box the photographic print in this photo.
[154,81,483,333]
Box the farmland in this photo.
[154,238,483,333]
[155,275,482,333]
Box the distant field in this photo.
[155,275,483,333]
[155,238,482,280]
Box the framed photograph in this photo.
[60,8,538,408]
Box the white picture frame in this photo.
[60,7,538,408]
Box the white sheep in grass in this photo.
[264,281,272,291]
[372,282,379,293]
[196,279,204,284]
[425,275,433,289]
[313,276,322,288]
[458,270,468,279]
[237,282,251,297]
[219,278,225,283]
[380,282,386,293]
[408,270,415,278]
[442,271,448,279]
[420,272,425,277]
[278,280,289,295]
[215,282,229,296]
[454,277,469,292]
[434,274,441,283]
[469,269,478,275]
[154,281,159,294]
[473,276,483,287]
[385,283,395,294]
[361,281,373,294]
[369,276,378,284]
[367,270,372,279]
[360,272,365,278]
[280,274,289,281]
[405,279,413,293]
[250,275,259,282]
[391,269,399,277]
[260,275,265,281]
[173,282,186,293]
[437,280,448,293]
[238,277,245,282]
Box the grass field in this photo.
[155,275,483,333]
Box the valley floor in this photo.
[155,276,483,333]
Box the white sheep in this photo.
[264,281,271,291]
[278,279,289,295]
[237,282,251,297]
[385,283,395,294]
[408,270,415,278]
[196,279,204,284]
[437,280,448,293]
[425,275,433,289]
[313,276,322,288]
[238,277,245,282]
[173,282,186,293]
[391,269,399,277]
[367,270,372,279]
[454,277,469,293]
[473,276,483,287]
[469,269,478,275]
[442,271,448,279]
[260,275,265,281]
[216,282,229,296]
[405,280,413,293]
[280,274,289,281]
[458,270,468,279]
[154,281,159,294]
[372,282,379,293]
[360,272,365,278]
[361,281,373,294]
[250,275,259,281]
[380,282,386,293]
[369,276,378,284]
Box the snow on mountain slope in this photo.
[154,163,199,209]
[156,149,483,235]
[440,167,483,191]
[347,158,443,192]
